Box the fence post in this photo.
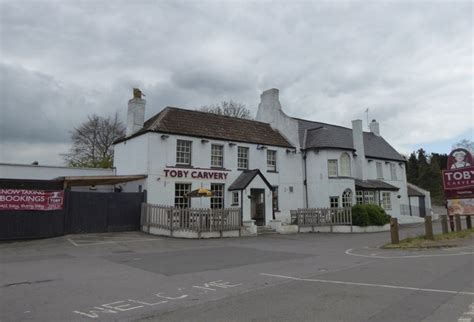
[440,215,448,234]
[170,209,174,237]
[455,214,462,232]
[466,215,472,229]
[424,216,434,240]
[390,218,399,244]
[220,210,224,238]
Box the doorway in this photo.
[250,189,266,226]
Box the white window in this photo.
[390,164,397,181]
[382,192,392,210]
[211,144,224,168]
[340,153,351,177]
[272,186,279,211]
[376,162,383,179]
[210,183,224,209]
[342,189,353,208]
[330,196,339,208]
[356,191,364,204]
[175,183,191,208]
[267,150,277,171]
[176,140,192,165]
[232,191,239,206]
[364,191,376,204]
[238,146,249,169]
[328,159,338,177]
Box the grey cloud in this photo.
[0,0,472,164]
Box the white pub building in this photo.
[114,89,408,226]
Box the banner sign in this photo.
[0,189,64,211]
[442,148,474,199]
[447,198,474,216]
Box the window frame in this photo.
[211,144,224,168]
[376,162,384,179]
[174,183,191,208]
[390,163,397,181]
[237,146,249,170]
[340,153,351,177]
[356,191,364,204]
[176,140,192,165]
[267,150,277,172]
[330,196,339,208]
[328,159,338,177]
[231,191,239,206]
[272,186,279,211]
[342,189,353,208]
[210,183,225,209]
[382,192,392,210]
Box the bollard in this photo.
[390,218,399,244]
[466,215,472,229]
[440,215,448,234]
[455,214,462,232]
[424,216,434,240]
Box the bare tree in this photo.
[199,100,252,119]
[62,113,125,168]
[452,139,473,153]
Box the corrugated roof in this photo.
[115,107,293,148]
[296,118,404,161]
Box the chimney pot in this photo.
[369,119,381,136]
[126,88,146,136]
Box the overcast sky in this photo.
[0,0,472,165]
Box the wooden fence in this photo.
[141,203,241,237]
[290,207,352,232]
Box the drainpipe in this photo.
[303,150,309,208]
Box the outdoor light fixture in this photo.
[286,148,296,154]
[367,159,374,162]
[201,139,209,143]
[385,161,390,164]
[161,134,169,139]
[353,152,358,157]
[228,142,236,147]
[257,145,267,150]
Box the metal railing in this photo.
[290,207,352,231]
[141,203,241,236]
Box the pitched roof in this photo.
[355,179,400,191]
[296,119,405,161]
[115,107,293,148]
[407,183,426,196]
[228,169,273,191]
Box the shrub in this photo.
[352,204,391,226]
[352,204,369,226]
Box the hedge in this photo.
[352,204,390,226]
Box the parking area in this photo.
[1,226,473,321]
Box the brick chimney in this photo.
[369,119,380,136]
[126,88,146,136]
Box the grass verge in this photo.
[382,228,474,249]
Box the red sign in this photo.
[164,168,228,180]
[0,189,64,211]
[443,149,474,199]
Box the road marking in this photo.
[260,273,474,296]
[345,248,474,259]
[67,238,161,247]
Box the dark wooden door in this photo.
[251,189,265,226]
[419,196,426,217]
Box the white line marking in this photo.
[260,273,474,296]
[67,238,161,247]
[345,248,474,259]
[67,238,80,247]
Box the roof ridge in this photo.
[293,117,353,131]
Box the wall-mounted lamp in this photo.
[257,145,267,150]
[229,142,236,147]
[161,134,169,139]
[352,152,358,157]
[201,139,209,143]
[367,159,374,163]
[398,162,404,167]
[286,148,297,154]
[385,161,390,165]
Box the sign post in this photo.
[442,148,474,229]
